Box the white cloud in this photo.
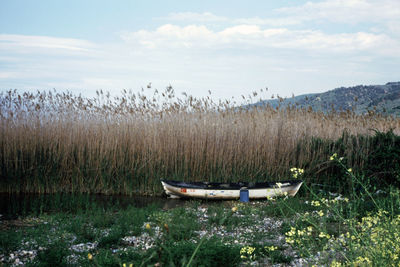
[278,0,400,25]
[161,1,400,29]
[220,25,262,36]
[120,24,400,56]
[162,12,299,27]
[0,34,95,52]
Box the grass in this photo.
[1,88,400,194]
[1,167,400,266]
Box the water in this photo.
[0,193,186,220]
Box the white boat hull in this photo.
[161,180,303,199]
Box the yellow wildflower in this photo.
[145,223,151,230]
[290,167,305,179]
[286,237,295,244]
[265,245,278,251]
[311,200,320,207]
[231,206,238,212]
[319,232,330,239]
[247,246,255,254]
[330,260,343,267]
[88,253,93,260]
[353,256,371,265]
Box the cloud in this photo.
[120,24,400,56]
[0,34,95,53]
[277,0,400,25]
[161,12,301,27]
[162,1,400,30]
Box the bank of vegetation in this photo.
[1,88,399,194]
[1,161,400,266]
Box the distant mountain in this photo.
[251,82,400,116]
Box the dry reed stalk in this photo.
[0,89,399,194]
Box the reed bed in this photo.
[1,88,399,194]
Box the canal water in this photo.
[0,193,187,220]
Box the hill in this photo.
[252,82,400,116]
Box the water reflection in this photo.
[0,193,187,220]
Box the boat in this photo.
[160,179,303,199]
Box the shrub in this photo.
[29,240,70,267]
[365,129,400,187]
[158,238,241,267]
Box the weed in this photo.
[0,229,23,254]
[165,207,200,241]
[28,239,70,267]
[365,129,400,187]
[97,227,124,249]
[158,238,241,267]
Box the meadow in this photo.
[1,87,399,194]
[1,165,400,266]
[1,88,400,266]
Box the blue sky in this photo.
[1,0,399,100]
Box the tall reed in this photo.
[1,88,399,194]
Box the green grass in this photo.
[1,186,400,266]
[1,153,400,266]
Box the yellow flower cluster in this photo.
[318,232,331,239]
[329,153,345,162]
[310,197,349,208]
[353,256,371,265]
[240,246,256,259]
[330,260,343,267]
[331,209,400,265]
[290,167,304,179]
[311,200,320,207]
[264,245,278,252]
[285,226,314,246]
[329,153,338,161]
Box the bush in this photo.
[158,238,241,267]
[29,240,69,267]
[0,230,23,254]
[365,130,400,187]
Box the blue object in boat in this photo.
[240,188,249,202]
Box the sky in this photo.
[0,0,399,101]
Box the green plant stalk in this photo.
[186,236,206,267]
[336,160,379,209]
